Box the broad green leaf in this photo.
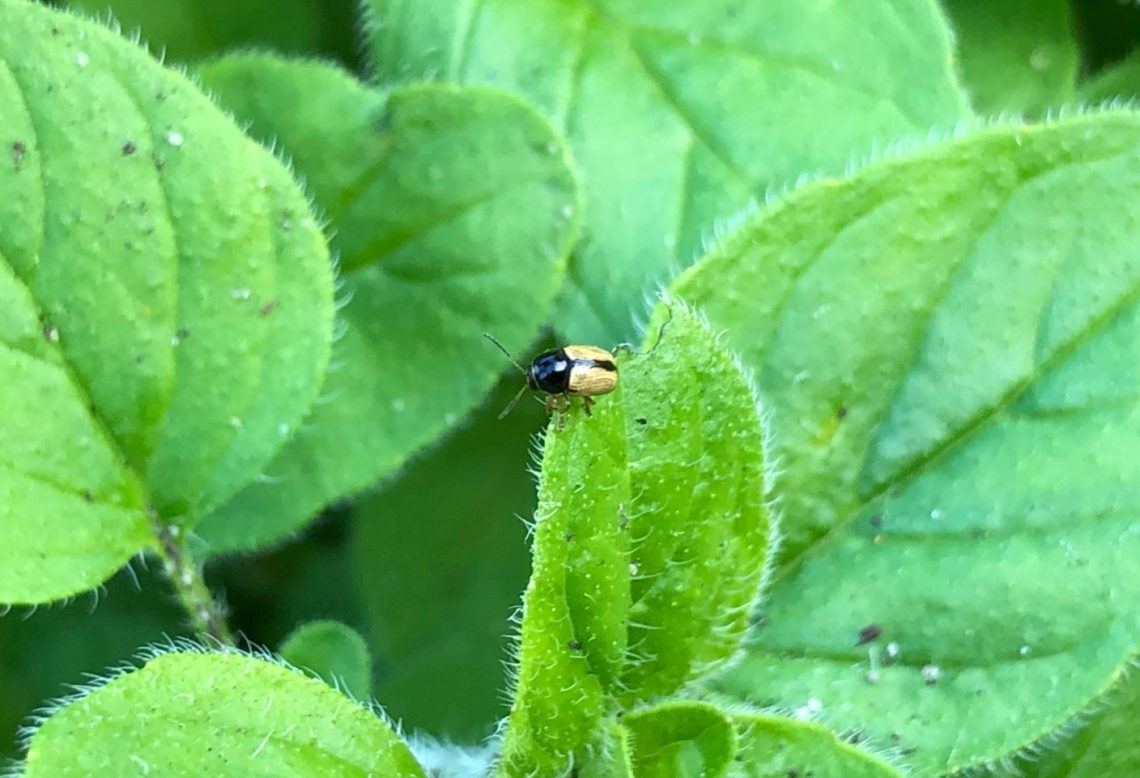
[22,652,425,777]
[351,374,538,739]
[943,0,1077,116]
[0,568,187,762]
[279,620,372,701]
[193,55,578,553]
[1014,664,1140,777]
[500,377,631,776]
[365,0,969,342]
[729,711,904,778]
[622,701,735,778]
[0,1,333,602]
[665,111,1140,773]
[65,0,360,65]
[618,304,770,703]
[1079,50,1140,103]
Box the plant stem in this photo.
[150,514,235,645]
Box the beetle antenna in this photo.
[498,384,529,420]
[483,333,526,375]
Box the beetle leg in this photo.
[545,395,556,414]
[582,396,594,416]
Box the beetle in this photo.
[483,334,618,428]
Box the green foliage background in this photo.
[5,0,1140,775]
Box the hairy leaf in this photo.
[500,376,631,775]
[501,307,769,772]
[194,55,578,553]
[622,701,735,778]
[667,111,1140,772]
[365,0,968,342]
[279,620,372,701]
[729,711,904,778]
[619,304,770,702]
[0,1,333,602]
[22,652,424,776]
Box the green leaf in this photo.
[1012,664,1140,777]
[0,1,333,602]
[193,55,578,553]
[943,0,1077,116]
[364,0,969,342]
[729,711,904,778]
[618,304,770,703]
[1079,50,1140,104]
[622,701,735,778]
[577,721,634,778]
[0,568,188,762]
[22,651,425,777]
[500,372,632,775]
[279,620,373,701]
[350,375,539,739]
[501,307,770,772]
[65,0,360,65]
[665,111,1140,773]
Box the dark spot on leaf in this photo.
[786,770,799,778]
[11,141,26,166]
[836,405,848,420]
[173,327,190,344]
[856,624,882,645]
[41,321,59,342]
[869,513,883,528]
[567,639,582,651]
[259,299,279,317]
[122,140,137,156]
[50,26,60,35]
[81,490,94,503]
[635,417,648,425]
[564,531,574,542]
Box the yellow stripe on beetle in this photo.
[483,336,618,429]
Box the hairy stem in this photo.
[150,515,235,645]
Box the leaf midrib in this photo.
[770,143,1140,585]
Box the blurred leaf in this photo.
[365,0,969,342]
[194,55,578,553]
[0,1,333,603]
[1071,2,1140,75]
[501,307,769,773]
[279,620,372,700]
[351,374,539,739]
[622,701,735,778]
[666,111,1140,773]
[63,0,360,66]
[943,0,1077,115]
[22,652,425,777]
[1079,49,1140,103]
[0,569,187,764]
[729,711,904,778]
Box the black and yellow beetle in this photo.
[483,334,618,427]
